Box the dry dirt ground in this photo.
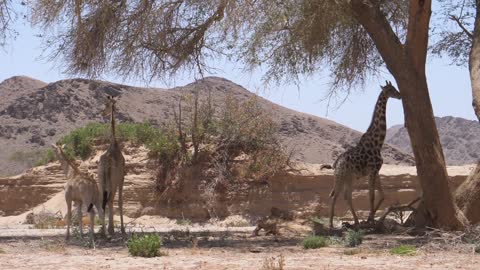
[1,218,479,270]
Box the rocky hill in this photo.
[386,116,480,165]
[0,76,413,176]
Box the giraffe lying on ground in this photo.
[323,81,401,228]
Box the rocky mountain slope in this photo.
[0,76,413,176]
[386,116,480,165]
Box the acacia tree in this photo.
[28,0,464,229]
[433,0,480,224]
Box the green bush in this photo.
[36,149,56,166]
[58,122,108,159]
[390,245,417,256]
[345,230,364,247]
[57,122,178,160]
[127,234,163,257]
[302,235,328,249]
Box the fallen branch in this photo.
[378,197,421,224]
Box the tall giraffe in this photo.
[326,81,401,228]
[98,96,126,235]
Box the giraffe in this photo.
[325,81,401,228]
[98,95,126,235]
[51,144,105,241]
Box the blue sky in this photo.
[0,8,476,132]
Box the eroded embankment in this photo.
[0,146,472,221]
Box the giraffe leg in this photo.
[66,199,72,241]
[373,178,385,215]
[77,202,83,238]
[95,201,106,237]
[108,198,115,235]
[119,183,125,235]
[329,191,339,228]
[367,174,376,223]
[89,209,95,243]
[345,184,359,226]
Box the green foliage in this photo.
[302,235,328,249]
[57,122,178,160]
[344,230,364,247]
[389,245,417,256]
[58,122,108,159]
[36,149,56,166]
[127,234,163,258]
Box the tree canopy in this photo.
[31,1,408,90]
[432,0,475,65]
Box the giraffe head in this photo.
[51,143,70,174]
[102,95,116,117]
[381,81,401,100]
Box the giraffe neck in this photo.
[58,147,80,176]
[110,103,117,145]
[358,91,389,149]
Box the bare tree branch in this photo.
[449,14,474,40]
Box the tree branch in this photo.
[449,14,474,40]
[405,0,432,75]
[348,0,406,77]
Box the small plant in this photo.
[302,235,328,249]
[345,229,364,247]
[326,236,343,245]
[127,234,163,258]
[31,209,64,229]
[225,220,250,227]
[176,217,192,226]
[390,245,417,256]
[261,254,285,270]
[343,248,361,256]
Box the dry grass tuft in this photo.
[28,209,64,229]
[261,254,285,270]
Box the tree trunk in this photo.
[350,0,463,229]
[471,0,480,123]
[454,1,480,224]
[397,75,462,230]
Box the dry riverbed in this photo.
[0,219,479,270]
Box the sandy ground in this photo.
[0,164,477,269]
[0,223,479,270]
[293,163,475,177]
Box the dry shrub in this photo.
[261,254,285,270]
[27,208,64,229]
[156,90,288,217]
[420,225,480,254]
